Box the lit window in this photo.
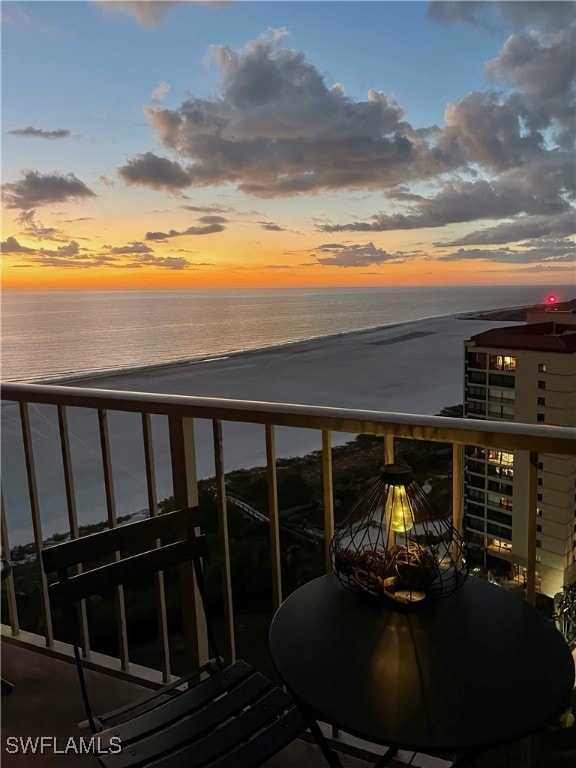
[489,538,512,551]
[489,355,517,371]
[538,364,547,372]
[488,450,514,467]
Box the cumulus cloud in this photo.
[260,221,285,231]
[120,30,455,198]
[94,1,227,28]
[437,239,576,264]
[3,238,118,269]
[109,242,154,254]
[321,162,573,233]
[485,28,575,149]
[126,254,190,269]
[438,212,576,246]
[2,171,95,210]
[118,152,191,190]
[1,235,36,254]
[1,234,194,270]
[312,241,406,268]
[93,1,184,28]
[514,263,576,273]
[428,2,576,35]
[144,215,227,240]
[8,126,70,139]
[16,209,65,241]
[150,82,171,105]
[329,1,572,249]
[181,204,232,213]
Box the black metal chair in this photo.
[41,507,313,768]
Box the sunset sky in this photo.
[2,0,575,290]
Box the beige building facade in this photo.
[463,317,576,597]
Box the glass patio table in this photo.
[269,574,574,768]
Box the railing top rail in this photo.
[2,382,575,454]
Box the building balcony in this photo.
[2,382,576,768]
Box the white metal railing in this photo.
[2,381,576,686]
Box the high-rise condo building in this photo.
[463,308,576,597]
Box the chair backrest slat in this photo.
[42,506,201,573]
[48,537,206,605]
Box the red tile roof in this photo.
[469,322,576,353]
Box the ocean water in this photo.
[1,285,571,382]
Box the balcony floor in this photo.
[1,642,371,768]
[3,641,573,768]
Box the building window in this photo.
[489,355,516,371]
[466,351,487,369]
[538,380,546,389]
[487,463,514,479]
[487,509,512,527]
[537,478,543,486]
[537,397,545,406]
[488,373,515,388]
[488,479,513,495]
[537,493,543,501]
[537,524,542,532]
[488,387,515,402]
[488,403,515,420]
[487,492,513,511]
[538,364,547,372]
[537,413,545,422]
[488,450,514,467]
[465,516,485,532]
[537,461,544,470]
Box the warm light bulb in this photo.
[387,485,413,533]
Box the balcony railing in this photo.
[2,382,576,717]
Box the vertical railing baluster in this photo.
[526,451,538,606]
[265,424,282,609]
[57,405,90,657]
[142,413,171,683]
[1,489,20,635]
[168,415,209,672]
[97,409,129,671]
[452,444,464,534]
[385,434,394,464]
[322,430,334,573]
[212,419,236,663]
[19,403,53,646]
[452,443,464,568]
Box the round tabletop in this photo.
[269,574,575,753]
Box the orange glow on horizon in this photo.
[2,215,571,291]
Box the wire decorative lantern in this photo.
[330,464,467,606]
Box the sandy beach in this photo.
[2,313,522,544]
